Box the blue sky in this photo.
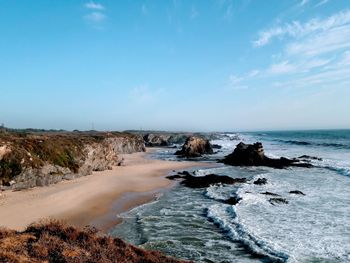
[1,0,350,131]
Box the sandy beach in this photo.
[0,149,213,232]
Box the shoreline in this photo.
[0,148,215,232]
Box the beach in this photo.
[0,148,212,231]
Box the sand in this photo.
[0,149,214,232]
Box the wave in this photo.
[276,139,350,149]
[206,204,289,263]
[315,162,350,177]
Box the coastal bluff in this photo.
[0,130,145,190]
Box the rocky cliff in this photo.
[0,131,145,190]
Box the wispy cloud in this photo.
[268,61,296,74]
[227,9,350,93]
[253,9,350,48]
[85,12,106,23]
[84,2,107,26]
[299,0,310,7]
[315,0,329,8]
[85,1,105,10]
[218,0,233,20]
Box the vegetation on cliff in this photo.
[0,220,188,263]
[0,130,145,186]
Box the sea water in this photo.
[110,130,350,263]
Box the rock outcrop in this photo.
[0,131,145,190]
[143,133,190,147]
[167,171,247,188]
[221,142,312,168]
[175,136,214,158]
[254,178,268,185]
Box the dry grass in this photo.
[0,220,189,263]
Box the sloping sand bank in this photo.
[0,149,213,231]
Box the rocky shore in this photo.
[0,130,145,190]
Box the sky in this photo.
[1,0,350,132]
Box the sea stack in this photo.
[175,136,214,158]
[221,142,312,168]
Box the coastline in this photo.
[0,148,214,232]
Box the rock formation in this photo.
[0,131,145,190]
[175,136,214,158]
[167,171,246,188]
[143,133,190,147]
[221,142,312,168]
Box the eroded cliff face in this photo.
[0,131,145,190]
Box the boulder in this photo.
[222,196,242,205]
[253,178,268,185]
[221,142,312,168]
[166,171,247,188]
[175,136,214,158]
[260,191,280,196]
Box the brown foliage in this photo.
[0,220,189,263]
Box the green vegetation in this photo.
[0,130,142,184]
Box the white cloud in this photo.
[248,69,260,77]
[340,50,350,65]
[85,2,105,10]
[85,12,106,23]
[253,9,350,47]
[300,0,309,6]
[268,61,296,74]
[286,25,350,57]
[315,0,329,7]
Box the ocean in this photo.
[110,130,350,263]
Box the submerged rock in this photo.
[269,198,289,205]
[253,178,268,185]
[261,192,280,196]
[212,144,222,149]
[222,196,242,205]
[221,142,313,169]
[298,155,323,161]
[289,190,306,195]
[175,136,214,158]
[180,174,246,188]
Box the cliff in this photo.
[0,130,145,190]
[0,220,188,263]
